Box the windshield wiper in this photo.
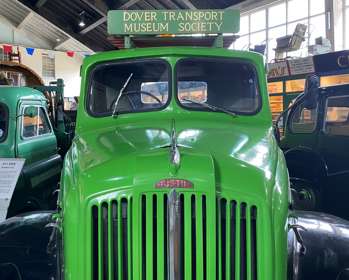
[112,73,134,118]
[182,98,237,117]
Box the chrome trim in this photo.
[170,119,180,169]
[167,189,181,280]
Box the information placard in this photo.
[0,158,25,221]
[108,9,240,35]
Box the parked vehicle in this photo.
[279,76,349,220]
[1,10,349,280]
[0,77,75,218]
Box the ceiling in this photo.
[15,0,248,52]
[0,0,93,53]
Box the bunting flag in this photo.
[25,47,35,56]
[3,45,12,54]
[66,51,75,57]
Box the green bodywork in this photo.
[0,87,61,216]
[60,47,290,279]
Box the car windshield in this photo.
[0,103,8,142]
[88,59,169,117]
[176,58,260,115]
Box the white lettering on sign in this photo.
[122,10,226,33]
[0,158,25,221]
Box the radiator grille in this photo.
[217,198,258,280]
[91,197,132,280]
[91,193,258,280]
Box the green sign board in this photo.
[108,9,240,35]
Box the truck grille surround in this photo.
[91,192,258,280]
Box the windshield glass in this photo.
[88,59,170,117]
[0,103,8,142]
[176,58,260,115]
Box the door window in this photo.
[22,106,51,138]
[290,102,317,133]
[0,103,9,142]
[325,96,349,136]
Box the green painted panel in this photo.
[108,9,240,35]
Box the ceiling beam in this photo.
[80,16,107,34]
[117,0,142,9]
[177,0,197,9]
[227,0,278,12]
[80,0,108,16]
[17,11,34,29]
[35,0,49,8]
[160,0,181,9]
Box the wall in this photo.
[19,47,83,97]
[0,15,84,97]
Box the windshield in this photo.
[88,59,170,117]
[0,103,8,142]
[176,58,260,115]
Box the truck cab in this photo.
[0,87,62,216]
[280,82,349,219]
[59,44,290,279]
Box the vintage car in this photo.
[279,78,349,220]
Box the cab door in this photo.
[16,102,57,164]
[281,99,320,151]
[318,92,349,216]
[15,101,61,192]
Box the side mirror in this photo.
[0,263,23,280]
[303,74,320,110]
[273,123,281,143]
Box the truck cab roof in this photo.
[0,87,46,109]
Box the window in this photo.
[269,95,284,121]
[177,81,208,103]
[232,0,327,61]
[42,54,55,83]
[22,106,51,138]
[325,96,349,136]
[88,59,170,117]
[176,58,260,115]
[321,74,349,87]
[345,1,349,49]
[286,79,305,93]
[268,81,283,94]
[0,103,9,142]
[290,102,317,133]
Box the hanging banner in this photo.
[25,47,35,56]
[2,45,12,54]
[108,9,240,35]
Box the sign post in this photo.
[107,9,240,48]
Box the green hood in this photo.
[67,117,278,200]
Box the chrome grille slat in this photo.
[91,193,258,280]
[217,198,258,280]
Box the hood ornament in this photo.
[170,120,180,171]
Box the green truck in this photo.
[1,9,349,280]
[0,76,74,218]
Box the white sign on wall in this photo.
[0,158,25,221]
